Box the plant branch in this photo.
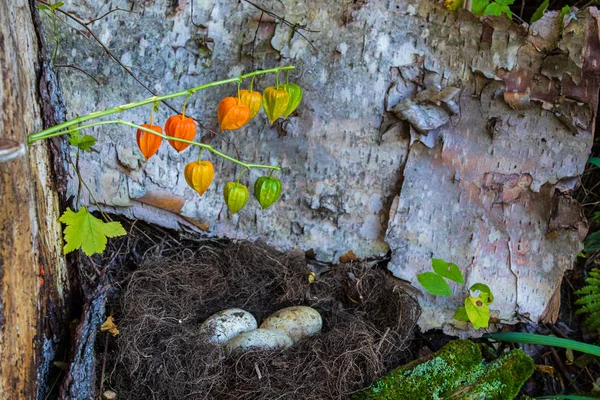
[28,65,294,143]
[32,119,281,171]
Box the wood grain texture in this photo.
[0,1,69,398]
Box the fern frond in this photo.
[575,269,600,333]
[586,316,600,331]
[575,284,600,295]
[575,293,600,306]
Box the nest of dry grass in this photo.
[107,239,420,399]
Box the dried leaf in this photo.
[101,316,119,336]
[339,250,357,263]
[103,390,118,400]
[534,364,554,377]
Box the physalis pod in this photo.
[224,182,249,214]
[280,84,303,118]
[136,124,163,160]
[239,90,263,120]
[165,115,197,152]
[263,87,290,125]
[217,97,251,131]
[254,176,282,210]
[184,160,214,197]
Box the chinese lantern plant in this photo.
[28,65,300,256]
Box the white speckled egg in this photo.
[200,308,257,344]
[225,328,293,353]
[259,306,322,343]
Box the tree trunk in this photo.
[0,1,70,398]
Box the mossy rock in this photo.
[354,339,534,399]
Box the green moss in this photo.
[353,340,482,399]
[353,342,534,400]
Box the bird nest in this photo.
[105,238,420,399]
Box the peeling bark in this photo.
[49,0,595,331]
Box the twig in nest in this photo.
[55,64,100,85]
[241,0,319,52]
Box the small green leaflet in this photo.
[432,258,464,284]
[484,2,512,18]
[59,207,126,256]
[454,306,470,322]
[470,283,494,305]
[530,0,549,23]
[588,157,600,168]
[417,272,452,296]
[471,0,489,16]
[68,131,97,152]
[465,295,490,329]
[37,1,64,12]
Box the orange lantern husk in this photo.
[164,115,197,152]
[217,97,251,132]
[136,123,163,160]
[239,90,263,120]
[184,160,214,197]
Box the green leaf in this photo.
[59,207,126,256]
[470,282,494,305]
[37,4,51,10]
[68,131,97,152]
[470,282,491,294]
[465,295,490,329]
[485,332,600,358]
[530,0,549,23]
[584,231,600,253]
[588,157,600,168]
[454,306,470,322]
[494,0,514,5]
[432,258,464,284]
[471,0,489,16]
[559,5,572,23]
[484,3,512,18]
[417,272,452,296]
[49,1,64,11]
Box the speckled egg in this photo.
[200,308,257,344]
[259,306,322,343]
[225,328,293,353]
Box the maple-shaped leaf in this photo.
[59,207,126,256]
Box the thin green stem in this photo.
[276,70,280,89]
[69,159,109,220]
[197,148,205,163]
[181,92,192,118]
[237,80,242,102]
[286,70,289,85]
[38,119,280,171]
[250,75,255,92]
[237,168,249,184]
[28,66,294,143]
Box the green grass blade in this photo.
[484,332,600,357]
